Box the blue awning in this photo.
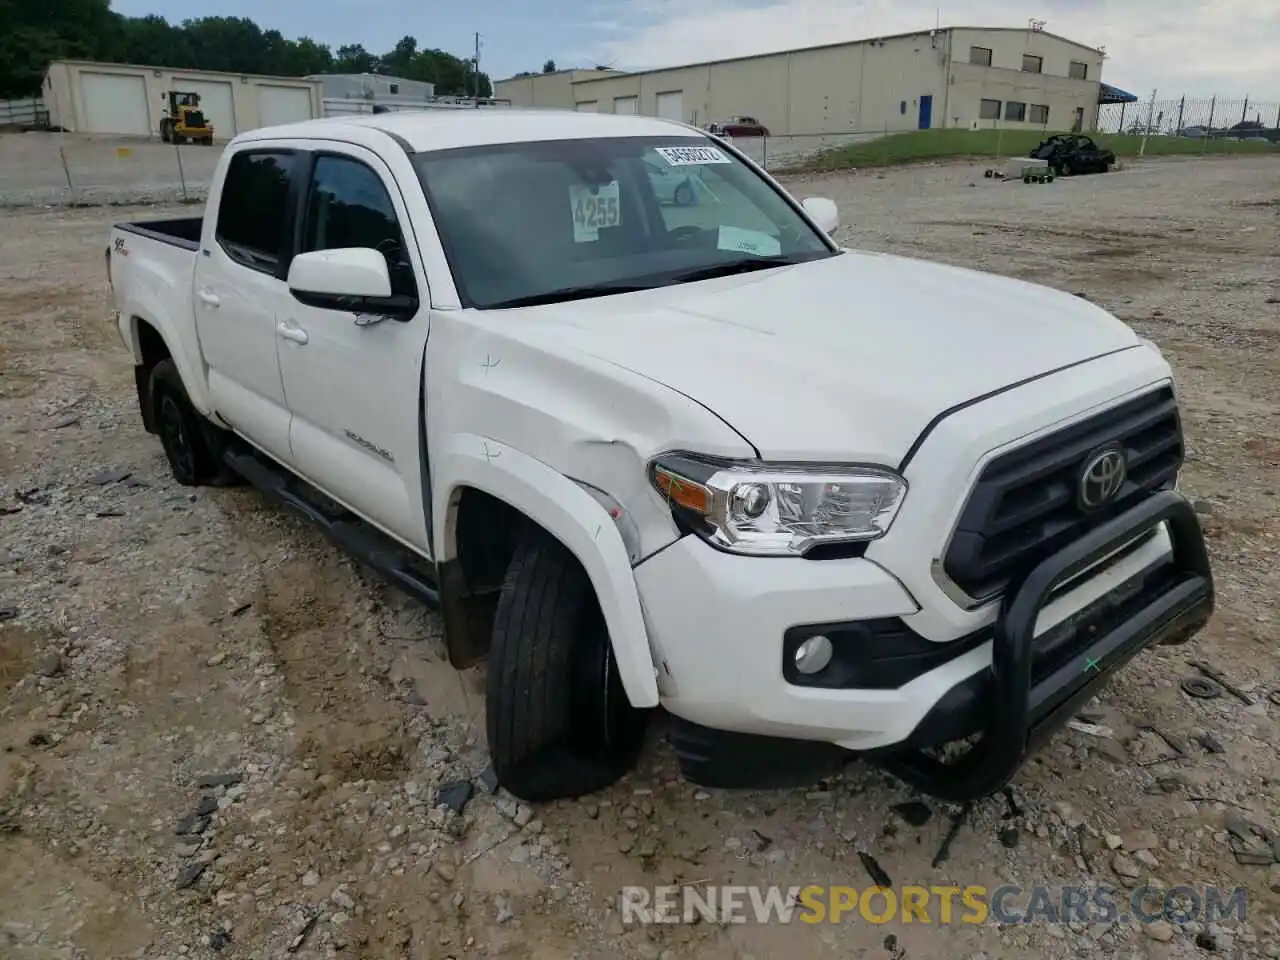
[1098,83,1139,104]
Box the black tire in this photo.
[148,360,239,487]
[486,527,649,802]
[1059,160,1073,177]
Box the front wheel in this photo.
[486,528,650,802]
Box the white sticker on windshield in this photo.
[569,180,621,243]
[717,226,781,257]
[654,145,731,166]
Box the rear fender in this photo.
[116,293,214,419]
[434,433,661,708]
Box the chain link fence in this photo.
[0,133,221,208]
[1098,95,1280,141]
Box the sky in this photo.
[110,0,1277,101]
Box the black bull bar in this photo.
[884,490,1214,802]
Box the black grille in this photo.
[942,386,1183,600]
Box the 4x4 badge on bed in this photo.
[1077,445,1127,510]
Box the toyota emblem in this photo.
[1077,445,1128,510]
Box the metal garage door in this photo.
[614,96,638,115]
[575,101,598,113]
[655,91,684,122]
[173,79,235,138]
[80,73,150,135]
[257,85,314,128]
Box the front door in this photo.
[275,145,433,554]
[918,95,933,130]
[193,148,300,463]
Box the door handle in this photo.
[197,289,220,307]
[276,322,309,345]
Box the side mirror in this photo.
[801,196,839,235]
[287,248,417,320]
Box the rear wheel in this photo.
[148,360,239,487]
[1059,160,1074,177]
[486,527,649,802]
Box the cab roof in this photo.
[233,109,709,154]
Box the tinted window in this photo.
[979,99,1002,120]
[1005,101,1027,122]
[415,136,834,310]
[216,151,295,270]
[1021,54,1043,73]
[969,46,992,66]
[1069,61,1089,80]
[303,155,416,298]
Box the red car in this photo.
[706,116,770,137]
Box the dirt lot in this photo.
[1,155,1278,960]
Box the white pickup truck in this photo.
[107,110,1214,804]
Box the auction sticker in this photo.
[717,225,781,257]
[568,180,621,242]
[654,145,731,166]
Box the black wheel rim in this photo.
[158,393,196,478]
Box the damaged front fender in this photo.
[434,433,661,708]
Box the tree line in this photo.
[0,0,492,100]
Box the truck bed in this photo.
[115,217,202,251]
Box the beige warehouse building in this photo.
[43,60,323,140]
[496,26,1108,134]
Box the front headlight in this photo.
[649,453,907,557]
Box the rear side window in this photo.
[216,151,296,272]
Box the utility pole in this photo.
[1139,88,1157,156]
[473,32,482,105]
[1240,95,1248,123]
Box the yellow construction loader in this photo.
[159,92,214,145]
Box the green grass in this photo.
[794,128,1277,173]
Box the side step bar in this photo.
[224,447,440,610]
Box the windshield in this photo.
[413,136,836,309]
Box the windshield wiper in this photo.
[487,282,657,309]
[661,254,816,285]
[484,254,822,309]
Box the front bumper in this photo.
[634,491,1213,800]
[881,489,1212,801]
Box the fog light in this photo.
[794,635,833,675]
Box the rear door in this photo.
[193,148,301,462]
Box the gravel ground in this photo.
[1,155,1278,960]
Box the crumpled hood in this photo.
[524,250,1141,465]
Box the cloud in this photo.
[583,0,1277,99]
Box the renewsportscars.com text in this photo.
[620,884,1247,926]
